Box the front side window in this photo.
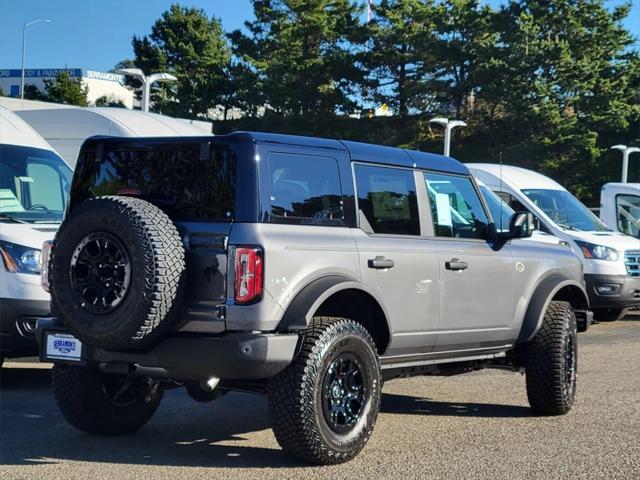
[0,144,72,223]
[479,184,514,232]
[522,189,609,232]
[425,173,489,239]
[354,164,419,235]
[616,194,640,238]
[268,153,343,225]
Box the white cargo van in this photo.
[468,164,640,321]
[600,182,640,238]
[0,107,73,361]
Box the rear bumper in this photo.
[584,274,640,310]
[36,318,300,381]
[0,298,49,357]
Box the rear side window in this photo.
[355,164,419,235]
[267,153,344,225]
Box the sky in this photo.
[0,0,638,73]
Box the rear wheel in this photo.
[52,364,164,435]
[525,301,577,415]
[268,317,381,464]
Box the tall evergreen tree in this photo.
[363,0,438,117]
[119,4,231,117]
[231,0,364,116]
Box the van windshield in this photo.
[0,144,72,223]
[522,188,609,232]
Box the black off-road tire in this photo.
[268,317,381,465]
[52,364,164,435]
[525,301,577,415]
[593,308,625,322]
[51,196,185,350]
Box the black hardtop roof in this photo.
[231,131,469,175]
[82,131,468,175]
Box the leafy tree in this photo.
[231,0,364,116]
[0,86,5,97]
[43,71,88,106]
[23,84,48,101]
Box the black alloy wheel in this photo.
[70,232,131,314]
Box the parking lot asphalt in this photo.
[1,317,639,480]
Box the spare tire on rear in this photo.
[51,196,185,350]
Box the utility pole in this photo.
[21,19,50,100]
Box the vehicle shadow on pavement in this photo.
[1,369,530,469]
[0,376,306,469]
[381,393,533,418]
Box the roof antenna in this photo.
[499,148,504,232]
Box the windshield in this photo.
[0,144,72,223]
[522,188,609,232]
[479,184,514,232]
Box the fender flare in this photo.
[276,275,391,333]
[517,273,589,344]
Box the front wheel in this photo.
[525,301,577,415]
[52,364,164,435]
[268,317,381,465]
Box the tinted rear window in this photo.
[267,152,344,225]
[77,145,236,221]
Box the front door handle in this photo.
[368,256,395,269]
[445,258,468,271]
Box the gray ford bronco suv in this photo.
[37,132,591,464]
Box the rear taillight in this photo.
[40,240,53,292]
[234,246,263,304]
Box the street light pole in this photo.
[115,68,177,112]
[429,117,467,157]
[20,19,50,100]
[611,145,640,183]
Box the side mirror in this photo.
[508,212,534,239]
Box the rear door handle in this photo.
[368,256,395,269]
[445,258,468,271]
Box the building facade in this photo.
[0,68,134,108]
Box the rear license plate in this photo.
[45,332,83,362]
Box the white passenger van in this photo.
[0,107,73,361]
[468,164,640,321]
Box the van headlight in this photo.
[575,241,619,261]
[0,240,42,274]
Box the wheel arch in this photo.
[276,275,392,355]
[517,274,589,344]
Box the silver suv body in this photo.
[37,132,590,464]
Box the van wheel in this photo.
[268,317,381,465]
[52,364,164,435]
[593,308,625,322]
[525,301,577,415]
